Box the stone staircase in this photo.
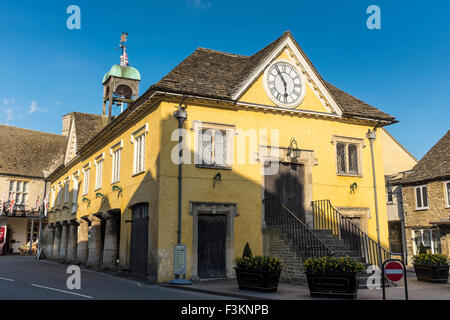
[263,227,379,289]
[263,228,307,284]
[311,229,373,289]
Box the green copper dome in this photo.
[102,64,141,84]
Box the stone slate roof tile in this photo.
[152,31,395,121]
[71,112,108,149]
[402,130,450,184]
[0,125,67,178]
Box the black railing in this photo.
[312,200,393,266]
[265,199,333,258]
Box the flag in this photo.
[8,192,15,214]
[35,195,40,211]
[0,193,4,214]
[43,193,49,217]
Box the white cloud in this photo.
[28,100,47,114]
[2,98,15,106]
[4,108,14,121]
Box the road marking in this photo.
[31,284,93,299]
[0,277,14,282]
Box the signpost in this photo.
[168,244,192,285]
[382,259,408,300]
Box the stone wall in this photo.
[403,180,450,264]
[262,228,306,284]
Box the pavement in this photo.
[164,272,450,300]
[1,255,448,300]
[0,256,240,300]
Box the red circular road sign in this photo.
[385,261,404,282]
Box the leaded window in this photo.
[336,142,360,175]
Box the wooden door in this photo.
[130,203,149,275]
[264,162,305,223]
[198,214,226,278]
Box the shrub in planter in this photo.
[234,255,283,292]
[412,253,449,283]
[303,256,365,299]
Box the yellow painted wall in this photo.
[380,128,417,175]
[49,51,392,283]
[153,99,391,282]
[49,103,163,274]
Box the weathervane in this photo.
[119,32,129,66]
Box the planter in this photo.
[234,267,281,292]
[305,272,360,299]
[413,265,449,283]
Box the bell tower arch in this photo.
[102,32,141,122]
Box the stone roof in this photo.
[152,31,395,121]
[0,125,67,178]
[401,130,450,184]
[71,112,108,149]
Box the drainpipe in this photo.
[173,101,187,245]
[366,124,383,267]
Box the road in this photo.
[0,256,239,300]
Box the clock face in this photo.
[265,61,304,107]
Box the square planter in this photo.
[234,268,281,292]
[413,265,449,283]
[305,272,360,299]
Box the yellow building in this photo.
[44,32,398,283]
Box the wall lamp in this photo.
[213,172,222,188]
[286,137,301,159]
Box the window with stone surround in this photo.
[131,125,148,175]
[9,180,29,206]
[110,141,123,184]
[82,164,90,196]
[415,185,428,210]
[194,121,234,169]
[94,153,104,191]
[413,229,441,254]
[333,136,363,176]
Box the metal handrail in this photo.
[265,198,333,258]
[311,200,394,266]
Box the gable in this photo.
[380,128,417,175]
[64,119,77,165]
[238,48,335,114]
[233,36,342,116]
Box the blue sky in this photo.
[1,0,449,159]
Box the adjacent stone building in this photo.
[0,125,66,254]
[401,130,450,265]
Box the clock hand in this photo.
[275,65,288,99]
[275,65,287,86]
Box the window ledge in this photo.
[337,173,362,178]
[415,207,429,211]
[94,187,102,192]
[195,164,232,170]
[111,181,120,185]
[132,171,145,177]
